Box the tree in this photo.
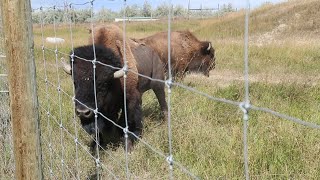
[142,0,152,17]
[221,3,235,13]
[227,3,234,12]
[154,3,169,17]
[95,7,118,22]
[173,5,187,17]
[32,11,41,24]
[74,9,91,23]
[120,4,141,17]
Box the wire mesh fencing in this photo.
[1,0,320,179]
[0,10,15,179]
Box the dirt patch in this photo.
[184,69,320,88]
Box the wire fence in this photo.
[0,7,14,178]
[36,1,200,177]
[1,0,320,179]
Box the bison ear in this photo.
[61,57,72,75]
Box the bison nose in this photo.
[76,108,93,119]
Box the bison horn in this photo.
[61,57,72,75]
[207,43,211,51]
[113,68,125,78]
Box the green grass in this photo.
[1,0,320,179]
[106,82,320,179]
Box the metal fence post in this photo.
[1,0,43,179]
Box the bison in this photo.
[131,41,168,117]
[90,24,168,117]
[62,42,142,151]
[133,30,216,77]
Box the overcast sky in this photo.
[31,0,286,11]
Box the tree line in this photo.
[32,1,236,24]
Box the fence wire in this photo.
[36,0,320,178]
[1,0,319,179]
[242,1,250,179]
[0,11,14,179]
[67,3,81,179]
[121,0,130,179]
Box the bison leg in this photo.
[151,81,168,118]
[151,54,168,119]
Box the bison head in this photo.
[62,45,124,135]
[188,41,215,77]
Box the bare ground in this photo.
[185,69,320,88]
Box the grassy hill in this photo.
[1,0,320,179]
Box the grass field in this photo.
[1,0,320,179]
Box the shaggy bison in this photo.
[90,24,168,116]
[62,42,142,151]
[133,30,216,77]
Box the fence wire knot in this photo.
[92,59,96,68]
[41,45,45,51]
[165,78,173,93]
[95,158,100,167]
[239,102,251,121]
[166,155,174,168]
[70,53,74,60]
[123,64,128,78]
[123,127,129,138]
[74,138,78,144]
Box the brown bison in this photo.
[133,31,216,77]
[63,27,143,151]
[91,24,168,117]
[130,41,168,117]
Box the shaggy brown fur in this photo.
[89,25,168,118]
[88,24,139,88]
[133,31,216,77]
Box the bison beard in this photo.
[65,45,143,152]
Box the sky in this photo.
[31,0,286,11]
